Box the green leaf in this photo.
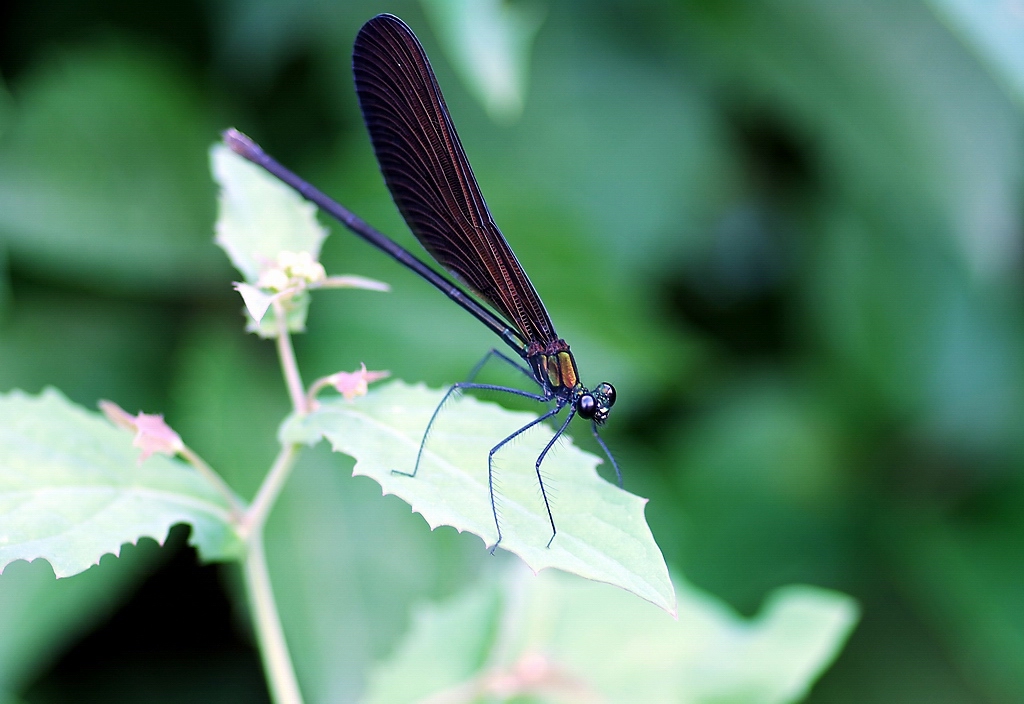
[233,282,277,325]
[167,326,484,701]
[211,143,327,337]
[281,381,675,614]
[0,388,242,578]
[265,446,485,703]
[211,143,327,284]
[420,0,544,122]
[363,568,859,704]
[927,0,1024,110]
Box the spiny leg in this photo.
[533,408,577,548]
[393,381,551,479]
[592,422,622,488]
[487,402,567,553]
[391,383,460,479]
[466,348,536,384]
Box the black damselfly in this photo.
[225,13,620,550]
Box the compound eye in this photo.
[577,393,597,419]
[598,382,614,409]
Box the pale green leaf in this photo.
[0,388,242,578]
[210,142,327,283]
[211,143,326,336]
[281,381,675,614]
[927,0,1024,109]
[420,0,544,121]
[245,290,312,339]
[364,568,858,704]
[234,282,276,325]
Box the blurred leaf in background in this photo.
[927,0,1024,110]
[0,0,1023,701]
[365,568,857,704]
[0,46,223,293]
[421,0,544,121]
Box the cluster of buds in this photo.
[236,250,387,331]
[256,250,326,292]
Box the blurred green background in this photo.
[2,0,1024,701]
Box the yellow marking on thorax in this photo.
[558,352,578,389]
[545,355,560,387]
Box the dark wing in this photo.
[352,13,557,345]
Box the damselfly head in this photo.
[577,382,616,424]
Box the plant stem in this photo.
[243,443,299,540]
[245,526,303,704]
[240,299,310,702]
[179,445,244,517]
[274,298,307,413]
[305,376,331,406]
